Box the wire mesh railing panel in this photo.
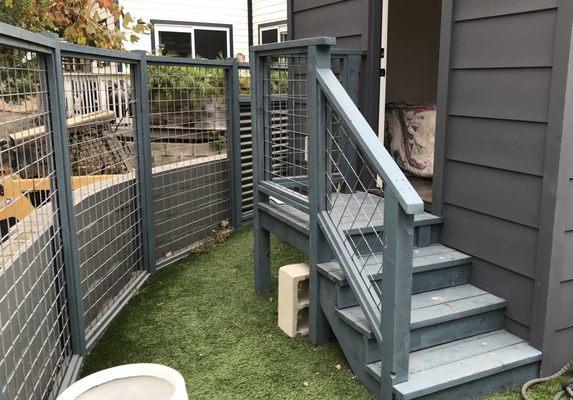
[147,63,231,264]
[61,57,144,333]
[0,45,72,400]
[323,93,386,311]
[262,53,308,200]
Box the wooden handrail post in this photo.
[381,190,415,395]
[308,43,334,345]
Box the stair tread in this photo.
[330,192,442,234]
[318,243,472,286]
[336,285,506,339]
[259,192,442,236]
[365,330,542,399]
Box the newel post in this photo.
[381,190,415,395]
[307,43,334,345]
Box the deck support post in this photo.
[308,44,333,345]
[381,190,415,397]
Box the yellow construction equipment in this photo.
[0,110,134,239]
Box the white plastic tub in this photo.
[57,364,188,400]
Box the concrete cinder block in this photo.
[278,263,310,338]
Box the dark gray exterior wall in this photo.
[434,0,573,374]
[288,0,369,48]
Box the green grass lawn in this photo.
[82,227,569,399]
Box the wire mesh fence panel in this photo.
[0,44,72,400]
[262,53,308,200]
[60,56,144,333]
[323,92,385,310]
[147,63,231,265]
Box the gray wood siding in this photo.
[436,1,559,349]
[437,0,573,374]
[290,0,368,48]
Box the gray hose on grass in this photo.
[521,360,573,400]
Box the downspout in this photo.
[248,0,253,47]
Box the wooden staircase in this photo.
[250,38,543,400]
[317,213,541,399]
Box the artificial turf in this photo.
[81,227,570,399]
[81,227,374,399]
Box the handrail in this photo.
[316,67,424,215]
[251,37,336,53]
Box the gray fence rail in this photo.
[0,22,364,400]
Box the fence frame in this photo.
[0,22,245,398]
[145,54,240,270]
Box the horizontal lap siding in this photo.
[120,0,249,57]
[440,1,559,340]
[290,0,368,48]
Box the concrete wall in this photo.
[385,0,442,104]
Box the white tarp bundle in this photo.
[384,103,436,178]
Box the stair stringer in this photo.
[318,212,383,345]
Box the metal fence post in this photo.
[42,32,86,356]
[307,43,333,345]
[132,50,157,274]
[227,58,243,228]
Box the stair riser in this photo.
[348,225,441,255]
[363,310,505,363]
[394,363,540,400]
[318,278,382,397]
[336,263,471,309]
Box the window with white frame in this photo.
[154,23,231,59]
[259,23,287,45]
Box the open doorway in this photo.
[379,0,442,211]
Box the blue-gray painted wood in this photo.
[251,49,271,295]
[316,68,423,215]
[366,331,541,400]
[132,51,157,274]
[381,191,414,387]
[45,35,86,356]
[0,22,58,53]
[260,211,308,253]
[251,36,336,53]
[308,43,334,345]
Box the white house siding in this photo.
[120,0,249,58]
[252,0,287,46]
